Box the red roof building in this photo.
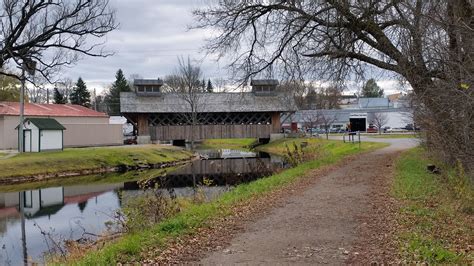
[0,102,108,117]
[0,102,123,150]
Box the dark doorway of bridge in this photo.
[350,118,366,132]
[172,139,186,146]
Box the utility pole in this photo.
[93,88,97,111]
[19,66,25,153]
[46,88,49,104]
[19,58,36,153]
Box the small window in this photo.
[137,86,144,92]
[146,85,153,92]
[152,86,160,92]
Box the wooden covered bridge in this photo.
[120,79,297,144]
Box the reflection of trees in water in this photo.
[129,158,280,190]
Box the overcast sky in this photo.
[63,0,219,93]
[63,0,404,95]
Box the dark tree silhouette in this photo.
[105,69,131,115]
[70,77,90,107]
[361,79,384,98]
[53,87,67,104]
[206,79,214,92]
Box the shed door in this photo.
[24,130,31,152]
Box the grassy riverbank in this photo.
[393,148,473,263]
[70,138,387,265]
[200,138,257,149]
[0,145,192,179]
[0,167,180,193]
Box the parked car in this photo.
[367,124,378,133]
[383,126,393,133]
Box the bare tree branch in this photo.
[0,0,117,82]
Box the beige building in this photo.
[0,102,123,150]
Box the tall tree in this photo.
[278,80,307,109]
[105,69,131,115]
[70,77,90,107]
[0,1,117,82]
[305,85,342,109]
[372,112,389,135]
[164,57,204,149]
[194,1,474,169]
[53,88,67,104]
[206,79,214,92]
[361,79,384,98]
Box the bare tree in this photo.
[213,77,230,92]
[302,112,319,136]
[27,76,49,103]
[278,80,307,109]
[372,112,389,135]
[194,1,474,172]
[164,57,205,149]
[305,84,342,110]
[317,111,337,140]
[0,0,117,82]
[54,78,74,103]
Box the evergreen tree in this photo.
[105,69,131,115]
[361,79,384,97]
[206,79,214,92]
[201,79,206,92]
[53,87,67,104]
[69,77,91,107]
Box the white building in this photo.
[17,118,65,152]
[0,102,123,150]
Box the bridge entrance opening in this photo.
[350,118,366,132]
[172,139,186,147]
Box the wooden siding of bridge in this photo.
[150,124,275,141]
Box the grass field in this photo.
[200,138,257,150]
[69,138,387,265]
[393,148,473,264]
[0,145,192,179]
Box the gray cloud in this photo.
[64,0,218,93]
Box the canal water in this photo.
[0,148,285,265]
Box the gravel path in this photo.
[199,139,418,265]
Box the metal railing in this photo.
[343,131,361,149]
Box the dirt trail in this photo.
[199,139,417,265]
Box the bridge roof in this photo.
[120,92,297,113]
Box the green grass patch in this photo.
[0,145,192,179]
[393,148,473,264]
[199,138,257,150]
[69,138,387,265]
[370,134,418,139]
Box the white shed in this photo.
[17,118,66,152]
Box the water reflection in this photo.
[0,149,284,264]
